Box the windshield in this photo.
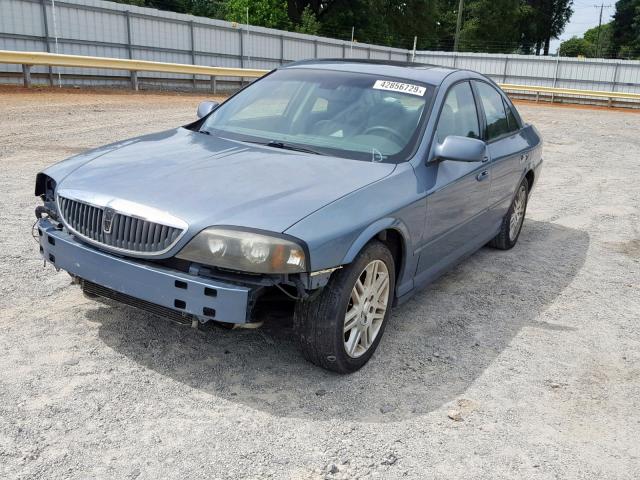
[200,68,434,162]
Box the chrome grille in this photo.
[58,196,183,254]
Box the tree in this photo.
[112,0,146,6]
[390,0,440,49]
[190,0,226,18]
[318,0,439,49]
[611,0,640,58]
[106,0,579,56]
[558,36,594,56]
[286,1,338,23]
[556,22,613,58]
[225,0,291,29]
[295,6,322,34]
[433,0,460,50]
[144,0,190,13]
[111,0,222,15]
[521,0,573,55]
[458,0,524,53]
[583,22,613,57]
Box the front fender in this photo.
[286,162,423,278]
[342,217,410,265]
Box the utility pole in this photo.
[594,3,613,57]
[595,3,604,57]
[453,0,464,52]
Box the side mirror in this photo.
[196,100,220,119]
[433,135,486,163]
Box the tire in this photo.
[294,240,395,373]
[489,177,529,250]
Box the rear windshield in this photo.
[200,68,434,163]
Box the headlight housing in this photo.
[176,227,307,274]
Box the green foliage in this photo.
[392,0,440,49]
[434,0,460,50]
[319,0,439,49]
[458,0,524,53]
[558,36,594,57]
[111,0,224,14]
[611,0,640,58]
[294,6,321,35]
[111,0,148,6]
[103,0,588,56]
[190,0,226,18]
[558,22,619,58]
[145,0,191,13]
[225,0,292,29]
[583,22,613,56]
[520,0,573,55]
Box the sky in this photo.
[550,0,616,53]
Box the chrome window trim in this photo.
[55,190,188,257]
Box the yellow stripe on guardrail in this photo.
[499,83,640,101]
[0,50,269,78]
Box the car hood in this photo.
[53,128,396,235]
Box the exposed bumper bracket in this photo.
[37,219,254,323]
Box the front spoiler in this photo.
[37,219,253,323]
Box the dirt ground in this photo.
[0,87,639,479]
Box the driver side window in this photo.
[435,82,480,144]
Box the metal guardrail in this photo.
[1,50,640,106]
[0,50,268,92]
[500,83,640,106]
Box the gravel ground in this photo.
[1,87,639,480]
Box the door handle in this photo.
[476,170,489,181]
[520,153,529,163]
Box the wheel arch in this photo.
[342,218,410,287]
[525,169,535,190]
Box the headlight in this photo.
[176,227,307,274]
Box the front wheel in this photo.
[294,241,395,373]
[489,177,529,250]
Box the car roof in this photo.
[280,59,461,86]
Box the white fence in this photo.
[1,0,639,93]
[414,51,640,94]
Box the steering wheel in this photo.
[362,125,405,145]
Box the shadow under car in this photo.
[88,219,589,422]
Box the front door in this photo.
[415,81,491,283]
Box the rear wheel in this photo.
[489,177,529,250]
[294,241,395,373]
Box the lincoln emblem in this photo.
[102,207,115,234]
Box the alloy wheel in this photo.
[509,185,527,242]
[343,259,390,358]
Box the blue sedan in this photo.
[34,59,542,373]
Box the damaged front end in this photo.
[34,174,334,329]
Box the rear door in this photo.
[472,81,531,227]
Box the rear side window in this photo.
[503,99,520,132]
[474,81,510,141]
[435,82,480,144]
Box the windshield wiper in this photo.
[247,140,323,155]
